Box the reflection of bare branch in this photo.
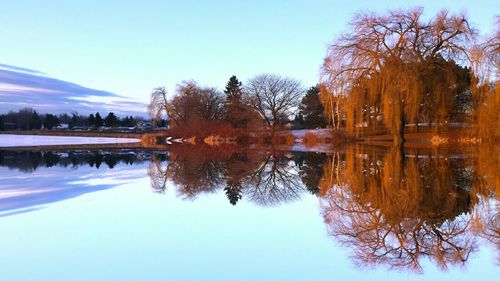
[243,155,306,207]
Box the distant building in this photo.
[57,124,69,130]
[135,120,152,131]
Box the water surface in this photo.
[0,145,498,280]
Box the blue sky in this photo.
[0,0,498,114]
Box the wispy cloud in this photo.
[0,63,147,116]
[0,63,45,75]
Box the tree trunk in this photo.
[271,111,277,141]
[271,123,276,139]
[330,95,335,129]
[335,100,341,130]
[393,109,405,146]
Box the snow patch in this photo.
[0,134,140,147]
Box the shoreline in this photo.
[0,127,492,151]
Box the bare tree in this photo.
[147,87,168,127]
[167,81,225,128]
[245,74,304,136]
[197,87,225,121]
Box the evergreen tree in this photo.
[123,116,136,127]
[58,113,71,125]
[69,113,79,129]
[30,111,42,130]
[224,75,243,100]
[154,118,168,128]
[119,116,127,127]
[223,75,254,128]
[299,86,326,129]
[95,112,103,128]
[293,113,305,129]
[88,114,96,128]
[43,114,60,130]
[104,112,119,127]
[0,114,4,131]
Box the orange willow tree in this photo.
[148,87,169,127]
[469,18,499,142]
[321,8,476,144]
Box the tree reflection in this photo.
[0,150,152,172]
[299,152,327,195]
[147,154,169,193]
[320,145,497,272]
[242,152,305,206]
[145,143,498,271]
[147,146,306,206]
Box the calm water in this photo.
[0,145,498,280]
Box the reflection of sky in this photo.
[0,159,497,280]
[0,180,497,281]
[0,163,148,217]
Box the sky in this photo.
[0,0,498,115]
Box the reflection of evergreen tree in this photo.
[43,151,60,167]
[104,155,118,168]
[90,152,104,169]
[29,151,43,171]
[224,183,242,205]
[292,152,305,168]
[300,152,327,195]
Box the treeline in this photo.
[0,108,149,131]
[148,75,327,139]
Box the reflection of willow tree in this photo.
[147,154,169,193]
[469,143,500,264]
[319,145,494,272]
[147,147,306,206]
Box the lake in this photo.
[0,145,498,280]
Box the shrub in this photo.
[303,132,318,147]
